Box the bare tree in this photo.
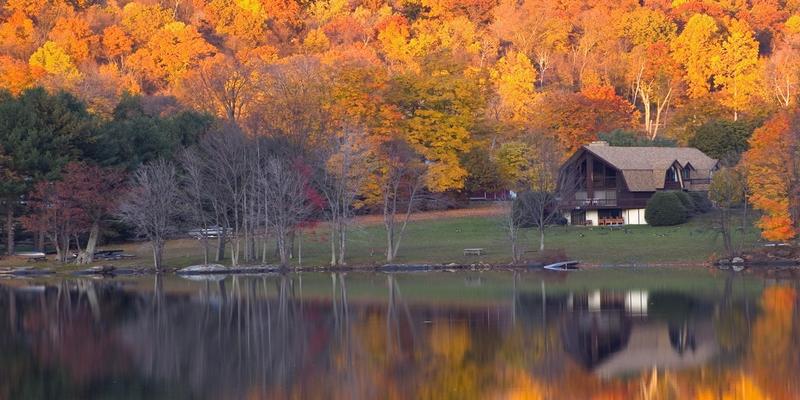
[315,126,369,267]
[377,140,426,263]
[198,125,252,266]
[709,167,747,258]
[261,154,316,267]
[245,57,330,147]
[179,149,213,265]
[118,160,181,271]
[536,177,578,251]
[512,137,578,252]
[502,201,525,264]
[179,55,257,123]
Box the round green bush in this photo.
[645,192,689,226]
[688,191,713,213]
[672,191,696,214]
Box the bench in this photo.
[463,248,485,256]
[598,217,624,226]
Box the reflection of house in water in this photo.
[561,290,718,379]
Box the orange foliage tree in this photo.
[743,111,800,241]
[532,86,638,154]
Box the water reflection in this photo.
[0,271,797,399]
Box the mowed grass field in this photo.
[100,203,763,268]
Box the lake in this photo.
[0,268,796,399]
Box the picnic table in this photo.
[93,249,136,260]
[463,248,485,256]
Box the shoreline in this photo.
[2,258,799,278]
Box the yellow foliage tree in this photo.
[490,50,537,124]
[390,61,482,191]
[120,2,175,46]
[303,28,331,53]
[129,22,215,91]
[714,19,760,120]
[28,41,81,81]
[206,0,266,46]
[377,15,414,69]
[672,13,722,98]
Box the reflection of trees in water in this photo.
[0,273,797,399]
[123,275,312,398]
[0,279,162,399]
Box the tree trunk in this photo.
[385,225,394,263]
[277,233,289,267]
[152,240,164,271]
[77,221,100,264]
[5,206,14,256]
[740,196,748,253]
[721,208,733,258]
[539,227,545,252]
[510,232,519,265]
[215,232,225,262]
[36,230,45,252]
[53,232,70,263]
[337,222,346,266]
[297,230,302,266]
[202,238,209,266]
[330,221,337,267]
[53,234,64,263]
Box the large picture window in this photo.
[591,160,617,190]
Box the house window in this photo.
[592,160,605,187]
[667,167,679,183]
[605,173,616,189]
[599,209,621,218]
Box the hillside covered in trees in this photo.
[4,0,800,265]
[3,0,798,145]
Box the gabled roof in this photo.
[564,141,719,192]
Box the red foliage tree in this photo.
[20,162,125,263]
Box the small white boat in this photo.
[543,260,580,271]
[13,251,46,257]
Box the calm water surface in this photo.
[0,268,797,399]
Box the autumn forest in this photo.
[4,0,800,266]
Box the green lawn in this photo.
[143,209,761,268]
[4,207,762,269]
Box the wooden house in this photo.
[559,141,718,226]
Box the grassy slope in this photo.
[108,205,761,268]
[3,204,762,269]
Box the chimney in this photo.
[588,140,609,147]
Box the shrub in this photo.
[689,119,759,164]
[646,192,689,226]
[672,191,696,214]
[689,191,713,213]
